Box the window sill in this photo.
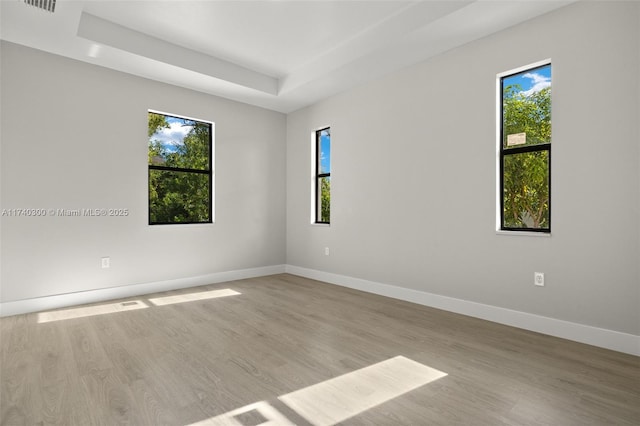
[311,222,330,227]
[496,230,550,237]
[149,222,215,228]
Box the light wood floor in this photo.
[1,274,639,425]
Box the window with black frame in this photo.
[148,111,213,225]
[500,63,551,232]
[315,127,330,224]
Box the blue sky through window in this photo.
[151,116,194,153]
[503,64,551,96]
[320,130,330,174]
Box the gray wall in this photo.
[286,1,640,335]
[0,41,286,302]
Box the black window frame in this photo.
[314,127,330,224]
[148,111,213,225]
[499,63,551,233]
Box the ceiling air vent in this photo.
[24,0,56,13]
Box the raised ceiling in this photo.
[1,1,572,113]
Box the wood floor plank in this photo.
[33,322,78,425]
[66,321,113,376]
[1,273,639,425]
[1,314,33,355]
[1,350,34,426]
[90,316,148,385]
[80,368,143,426]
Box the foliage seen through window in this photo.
[148,112,212,224]
[500,64,551,231]
[315,128,330,223]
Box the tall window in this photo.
[499,63,551,232]
[315,127,331,224]
[148,111,213,225]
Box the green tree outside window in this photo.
[148,112,212,224]
[501,64,551,231]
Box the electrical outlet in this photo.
[101,257,110,269]
[534,272,544,286]
[324,247,330,256]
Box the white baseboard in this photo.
[285,265,640,356]
[0,264,286,317]
[3,263,637,356]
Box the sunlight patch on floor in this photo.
[186,355,446,426]
[279,355,447,426]
[37,300,148,323]
[148,288,241,306]
[187,401,295,426]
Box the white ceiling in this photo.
[1,0,573,113]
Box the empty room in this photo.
[1,1,639,425]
